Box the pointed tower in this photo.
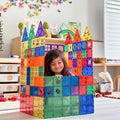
[82,26,92,41]
[29,25,35,40]
[73,29,81,43]
[28,25,35,49]
[36,21,45,38]
[65,31,72,45]
[22,27,28,42]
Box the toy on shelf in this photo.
[20,21,94,118]
[43,22,51,38]
[18,22,25,36]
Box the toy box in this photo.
[98,82,112,95]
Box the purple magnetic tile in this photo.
[35,47,39,57]
[36,21,45,38]
[87,58,93,67]
[71,86,79,95]
[68,52,72,59]
[20,85,23,94]
[73,59,77,67]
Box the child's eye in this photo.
[51,63,55,66]
[58,62,62,64]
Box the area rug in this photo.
[104,92,120,99]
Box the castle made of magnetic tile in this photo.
[20,21,94,119]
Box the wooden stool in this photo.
[113,75,120,91]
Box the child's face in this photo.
[50,57,64,75]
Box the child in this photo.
[44,49,73,76]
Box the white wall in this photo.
[0,0,104,58]
[87,0,104,58]
[0,0,88,57]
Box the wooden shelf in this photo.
[45,38,65,45]
[93,63,120,67]
[93,63,105,66]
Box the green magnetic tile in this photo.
[44,76,54,86]
[54,87,62,97]
[53,97,62,106]
[64,45,68,52]
[63,96,70,106]
[44,97,54,107]
[71,105,79,115]
[82,50,86,58]
[70,96,79,105]
[63,106,71,116]
[53,106,62,117]
[54,77,62,86]
[24,49,28,58]
[39,66,44,72]
[72,51,77,59]
[31,48,35,57]
[39,72,44,76]
[87,85,94,95]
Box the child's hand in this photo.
[55,74,63,77]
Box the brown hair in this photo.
[44,49,72,76]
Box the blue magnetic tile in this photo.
[79,95,87,105]
[34,86,39,96]
[27,67,30,76]
[30,86,34,96]
[27,77,30,85]
[39,46,45,56]
[63,87,71,96]
[71,76,79,86]
[87,67,93,76]
[62,76,71,86]
[77,42,82,50]
[23,85,26,95]
[44,87,53,97]
[72,43,77,51]
[87,95,94,105]
[82,67,87,76]
[81,41,87,50]
[87,104,94,114]
[69,68,73,73]
[79,105,87,115]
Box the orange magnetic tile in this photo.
[30,57,35,67]
[26,85,30,95]
[77,67,82,76]
[34,57,38,66]
[68,59,73,68]
[73,67,78,76]
[73,29,81,43]
[34,77,39,86]
[37,56,44,66]
[27,58,31,67]
[37,76,44,87]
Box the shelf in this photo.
[93,63,105,66]
[4,93,20,98]
[45,38,65,45]
[93,63,120,67]
[0,58,21,64]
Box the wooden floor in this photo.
[0,97,120,120]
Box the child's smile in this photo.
[50,57,64,75]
